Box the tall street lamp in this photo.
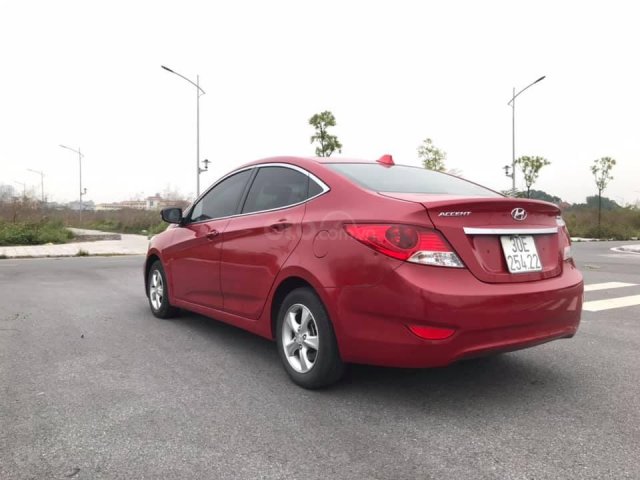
[161,65,208,197]
[59,144,86,223]
[27,168,45,203]
[507,75,546,192]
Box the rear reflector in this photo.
[344,224,464,268]
[408,324,456,340]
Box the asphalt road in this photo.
[1,242,639,479]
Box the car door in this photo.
[220,165,324,319]
[165,169,253,309]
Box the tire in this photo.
[276,287,345,389]
[147,260,179,319]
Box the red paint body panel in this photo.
[221,204,306,319]
[163,219,229,309]
[146,156,583,369]
[328,262,582,367]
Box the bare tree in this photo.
[591,156,616,233]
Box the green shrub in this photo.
[0,220,73,246]
[148,221,168,236]
[1,199,186,236]
[564,206,640,240]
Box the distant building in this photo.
[145,194,164,210]
[94,194,175,211]
[0,184,15,200]
[94,203,123,211]
[68,200,95,211]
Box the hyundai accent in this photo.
[145,155,583,388]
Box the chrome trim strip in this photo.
[185,162,330,225]
[463,227,558,235]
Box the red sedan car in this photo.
[145,156,583,388]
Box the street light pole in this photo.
[161,65,207,197]
[507,75,546,192]
[196,74,201,197]
[60,144,85,223]
[27,168,45,203]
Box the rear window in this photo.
[326,163,501,197]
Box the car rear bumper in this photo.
[329,262,583,368]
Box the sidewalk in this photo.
[0,228,148,258]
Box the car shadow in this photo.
[163,308,577,412]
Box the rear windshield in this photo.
[326,163,501,197]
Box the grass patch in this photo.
[85,212,171,235]
[0,220,73,246]
[147,221,168,236]
[1,199,186,236]
[75,249,90,257]
[564,207,640,240]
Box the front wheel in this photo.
[276,288,345,389]
[147,260,179,319]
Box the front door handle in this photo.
[206,230,219,240]
[269,222,292,232]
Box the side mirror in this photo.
[161,207,183,224]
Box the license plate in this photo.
[500,235,542,273]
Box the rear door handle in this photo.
[206,230,219,240]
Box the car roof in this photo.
[237,155,384,170]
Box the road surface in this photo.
[1,242,639,479]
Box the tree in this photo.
[309,111,342,157]
[522,189,563,205]
[591,156,617,232]
[417,138,446,171]
[514,155,550,198]
[584,195,620,211]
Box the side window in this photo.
[242,167,311,214]
[308,178,324,197]
[189,169,252,222]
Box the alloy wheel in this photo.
[281,303,320,373]
[149,269,164,311]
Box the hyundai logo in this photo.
[511,208,528,221]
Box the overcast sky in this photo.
[1,0,639,204]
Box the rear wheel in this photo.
[147,260,178,319]
[276,287,344,389]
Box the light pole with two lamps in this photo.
[504,75,546,193]
[161,65,209,197]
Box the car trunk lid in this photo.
[380,193,563,283]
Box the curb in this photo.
[610,246,640,255]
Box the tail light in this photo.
[557,216,573,261]
[344,224,464,268]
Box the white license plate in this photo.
[500,235,542,273]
